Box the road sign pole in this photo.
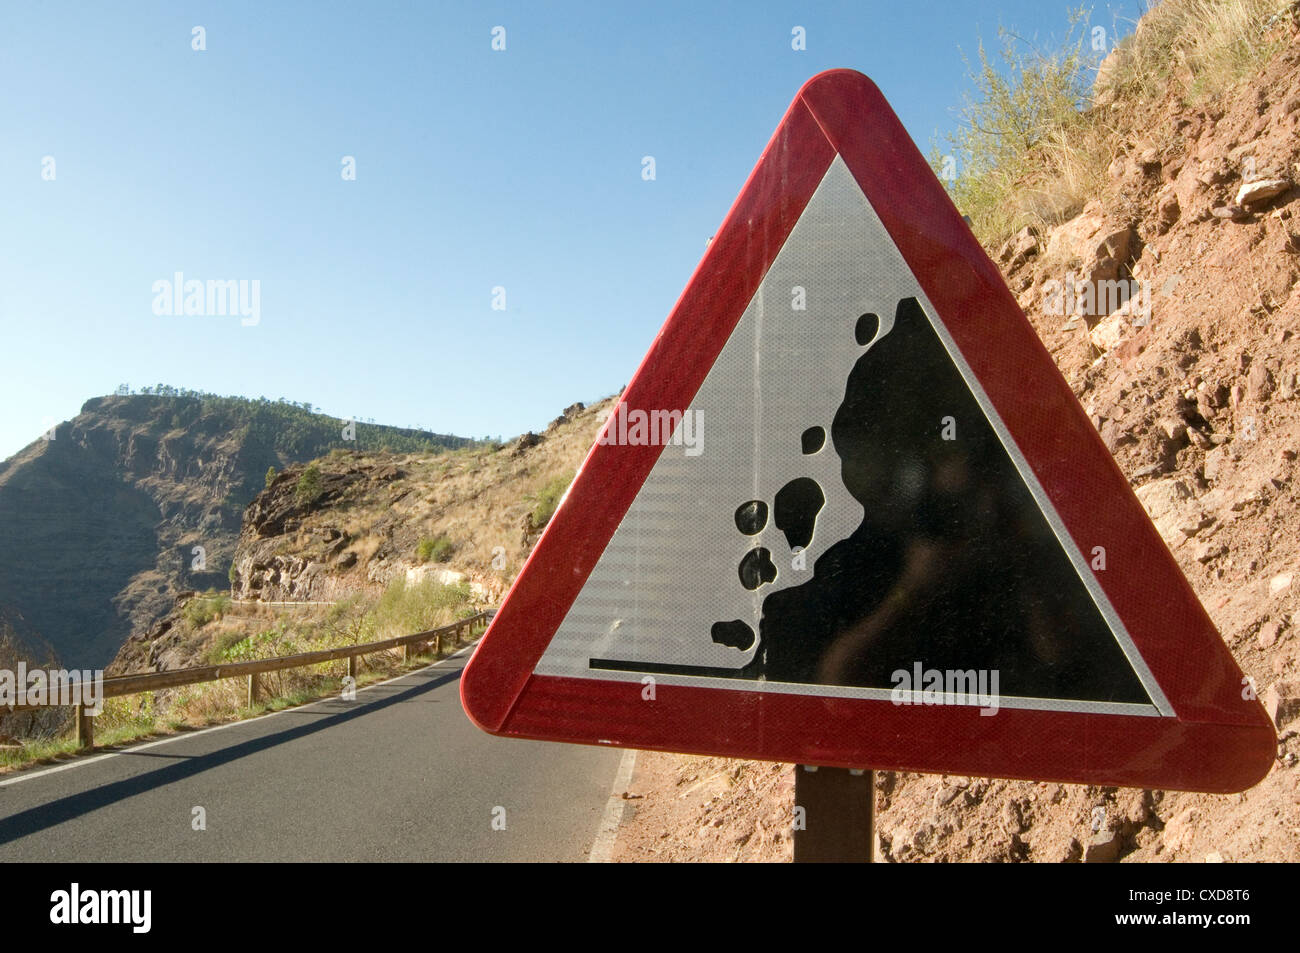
[793,765,874,863]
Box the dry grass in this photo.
[160,577,475,725]
[1008,122,1112,228]
[306,399,611,584]
[945,0,1293,245]
[1098,0,1292,106]
[347,533,383,565]
[0,581,485,773]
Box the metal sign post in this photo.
[793,765,875,862]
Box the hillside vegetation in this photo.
[108,399,610,674]
[938,0,1295,244]
[0,392,479,673]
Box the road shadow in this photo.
[0,666,462,846]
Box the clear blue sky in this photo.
[0,0,1140,459]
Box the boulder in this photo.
[1136,146,1161,170]
[1263,680,1300,728]
[1134,478,1195,544]
[1045,210,1139,319]
[1195,540,1227,563]
[1045,204,1106,260]
[406,565,467,588]
[1134,478,1192,521]
[1098,226,1136,265]
[1203,446,1230,482]
[1248,363,1276,402]
[1090,311,1132,352]
[1084,830,1121,863]
[1211,205,1249,221]
[1257,619,1283,649]
[513,431,542,456]
[1156,187,1181,230]
[1237,178,1291,207]
[1172,163,1207,216]
[998,225,1039,270]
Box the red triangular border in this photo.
[461,69,1275,793]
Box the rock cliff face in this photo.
[0,394,474,668]
[107,399,613,676]
[223,403,615,610]
[230,461,409,603]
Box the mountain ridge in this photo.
[0,391,480,669]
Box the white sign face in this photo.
[533,155,1166,717]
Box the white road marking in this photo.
[588,747,638,863]
[0,641,478,789]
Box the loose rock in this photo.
[1236,177,1291,207]
[1264,680,1300,728]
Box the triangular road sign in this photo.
[462,69,1275,793]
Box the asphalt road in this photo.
[0,646,624,861]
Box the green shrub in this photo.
[417,535,455,563]
[932,1,1287,246]
[528,473,573,529]
[265,465,277,488]
[219,624,299,662]
[932,7,1095,243]
[206,629,248,664]
[295,463,324,505]
[183,593,231,629]
[371,577,471,638]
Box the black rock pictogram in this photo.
[596,295,1150,706]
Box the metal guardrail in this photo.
[9,611,491,751]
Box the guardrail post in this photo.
[75,704,94,751]
[347,655,358,679]
[247,673,260,708]
[403,642,412,663]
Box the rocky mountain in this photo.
[108,399,610,676]
[0,392,476,669]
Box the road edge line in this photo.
[588,747,638,863]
